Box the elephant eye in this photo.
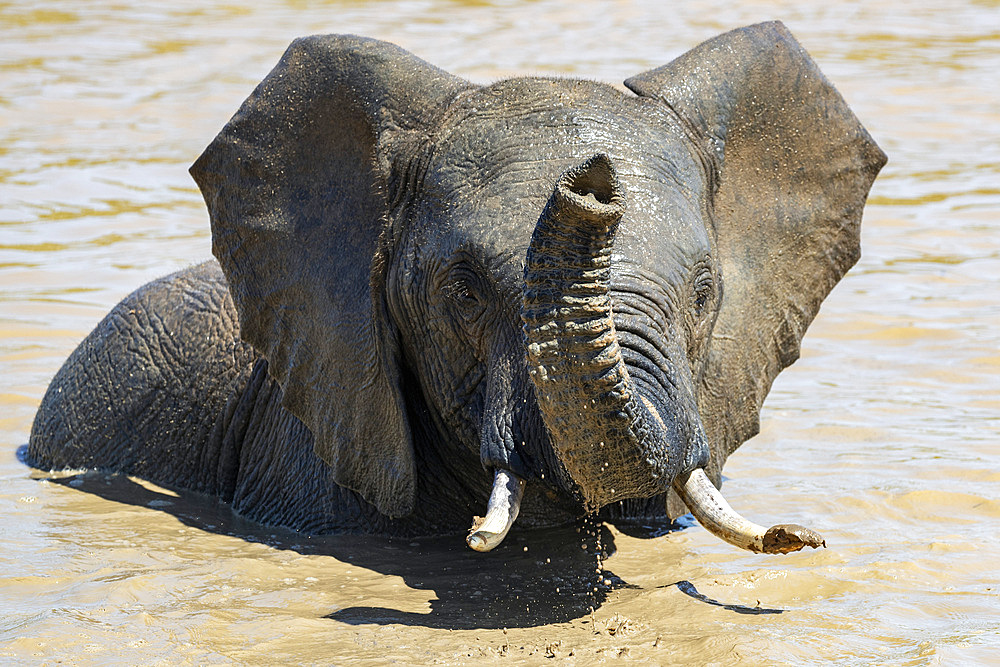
[453,281,480,307]
[447,263,488,325]
[693,269,714,315]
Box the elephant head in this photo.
[191,22,885,552]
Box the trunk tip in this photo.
[561,153,621,203]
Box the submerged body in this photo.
[27,22,884,549]
[26,260,573,535]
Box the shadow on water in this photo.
[670,580,784,615]
[20,448,785,629]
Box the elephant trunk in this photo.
[522,153,686,509]
[519,153,827,557]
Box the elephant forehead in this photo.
[430,78,699,186]
[417,78,712,263]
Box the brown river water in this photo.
[2,0,999,664]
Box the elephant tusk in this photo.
[674,469,826,554]
[467,469,526,552]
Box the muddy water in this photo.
[2,0,999,663]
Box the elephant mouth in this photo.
[466,467,825,555]
[466,154,825,556]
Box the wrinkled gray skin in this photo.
[27,22,885,538]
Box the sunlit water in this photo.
[2,1,999,664]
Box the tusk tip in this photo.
[761,524,826,554]
[466,469,525,553]
[466,531,495,552]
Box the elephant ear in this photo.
[190,35,472,517]
[625,21,886,483]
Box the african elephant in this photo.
[27,21,884,553]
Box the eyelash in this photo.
[693,271,714,314]
[447,265,487,323]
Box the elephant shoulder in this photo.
[27,260,258,493]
